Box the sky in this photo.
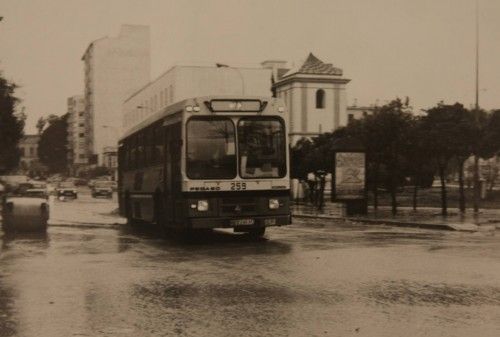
[1,0,500,134]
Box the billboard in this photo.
[333,152,366,200]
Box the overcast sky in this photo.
[1,0,500,133]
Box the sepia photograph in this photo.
[1,0,500,336]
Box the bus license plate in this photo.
[231,219,255,226]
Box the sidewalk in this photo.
[292,202,500,232]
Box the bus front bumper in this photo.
[188,214,291,230]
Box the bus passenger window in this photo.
[155,125,164,163]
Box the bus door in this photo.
[164,122,182,226]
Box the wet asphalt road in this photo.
[1,192,500,337]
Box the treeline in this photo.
[291,98,500,215]
[0,73,25,174]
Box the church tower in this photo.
[270,53,351,145]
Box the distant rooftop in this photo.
[282,53,343,78]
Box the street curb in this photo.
[292,213,477,232]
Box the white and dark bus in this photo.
[118,96,290,237]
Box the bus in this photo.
[118,96,290,237]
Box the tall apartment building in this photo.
[82,24,150,164]
[67,95,88,175]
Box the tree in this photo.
[38,114,69,173]
[36,117,47,135]
[0,73,25,174]
[422,103,474,215]
[402,116,436,211]
[368,99,413,215]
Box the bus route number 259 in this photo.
[231,182,247,191]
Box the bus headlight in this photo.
[269,198,280,210]
[197,200,209,211]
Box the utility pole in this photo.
[473,0,480,213]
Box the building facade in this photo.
[268,53,351,145]
[67,95,88,175]
[123,65,272,131]
[346,105,376,123]
[82,24,150,164]
[18,135,44,177]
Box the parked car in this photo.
[91,181,113,198]
[0,175,30,191]
[56,181,78,199]
[1,188,49,232]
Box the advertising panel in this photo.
[334,152,365,200]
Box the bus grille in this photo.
[220,197,257,215]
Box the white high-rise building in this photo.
[82,24,150,164]
[66,95,88,174]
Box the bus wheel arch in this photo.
[124,191,132,223]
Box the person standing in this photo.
[306,172,317,204]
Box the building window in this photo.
[348,114,354,123]
[79,154,86,159]
[79,123,85,127]
[79,133,85,137]
[79,111,84,116]
[316,89,325,109]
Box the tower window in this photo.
[316,89,325,109]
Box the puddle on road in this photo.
[363,280,500,306]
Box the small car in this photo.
[1,189,49,232]
[91,182,113,198]
[56,181,78,199]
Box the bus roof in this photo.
[120,95,285,142]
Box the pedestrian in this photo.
[306,172,317,204]
[316,170,327,210]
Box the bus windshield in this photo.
[238,117,286,178]
[186,117,237,179]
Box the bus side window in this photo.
[137,132,144,168]
[130,136,137,169]
[155,124,164,163]
[145,128,152,166]
[150,126,156,164]
[123,142,129,171]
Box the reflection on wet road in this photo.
[1,199,500,336]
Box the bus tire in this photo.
[124,192,134,226]
[153,191,165,226]
[247,227,266,238]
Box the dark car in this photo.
[91,182,113,198]
[56,181,78,199]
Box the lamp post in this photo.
[473,0,480,213]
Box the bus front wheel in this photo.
[246,227,266,238]
[124,192,134,225]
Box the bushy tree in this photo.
[0,73,25,174]
[38,114,69,173]
[421,103,475,215]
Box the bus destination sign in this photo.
[208,100,263,112]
